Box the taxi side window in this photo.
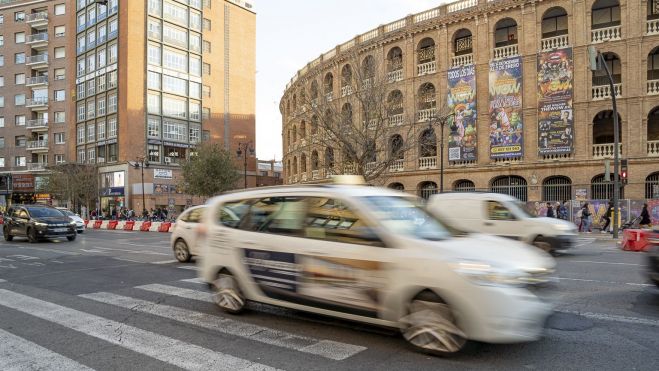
[487,201,515,221]
[239,197,305,236]
[187,209,204,223]
[219,201,250,229]
[304,198,384,247]
[178,210,190,223]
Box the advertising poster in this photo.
[489,56,523,159]
[447,64,477,161]
[537,47,574,155]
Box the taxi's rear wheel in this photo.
[212,270,245,314]
[401,291,468,356]
[174,239,191,262]
[533,236,552,253]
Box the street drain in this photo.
[545,312,594,331]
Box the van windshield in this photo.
[360,196,451,241]
[508,201,535,218]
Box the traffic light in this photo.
[620,159,628,185]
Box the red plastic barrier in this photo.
[123,221,135,231]
[108,220,118,230]
[0,217,4,225]
[158,222,171,232]
[622,229,651,252]
[140,221,152,231]
[93,220,103,229]
[84,219,89,225]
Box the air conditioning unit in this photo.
[164,157,172,164]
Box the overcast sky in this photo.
[254,0,448,160]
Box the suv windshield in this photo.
[27,207,66,218]
[59,210,74,217]
[360,196,451,241]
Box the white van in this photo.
[427,192,577,253]
[198,185,555,356]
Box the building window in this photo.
[87,79,95,96]
[163,146,186,164]
[14,73,25,85]
[202,62,211,75]
[189,123,201,144]
[108,43,117,63]
[147,93,161,114]
[97,97,106,116]
[14,94,25,106]
[162,95,186,119]
[54,111,65,123]
[77,35,86,53]
[108,117,117,138]
[14,32,25,43]
[87,54,96,73]
[54,68,65,80]
[163,48,187,72]
[148,144,160,163]
[189,82,201,99]
[55,4,66,16]
[15,156,26,167]
[203,40,211,53]
[148,116,161,138]
[55,25,65,37]
[0,117,4,127]
[108,93,117,112]
[148,0,162,16]
[147,71,161,90]
[490,175,528,202]
[148,44,161,66]
[202,107,210,120]
[55,46,66,59]
[0,137,4,149]
[97,121,106,140]
[54,132,65,144]
[14,52,25,64]
[190,11,201,31]
[189,33,201,53]
[0,36,3,47]
[163,23,187,48]
[54,90,65,101]
[77,125,85,144]
[98,48,106,67]
[15,136,26,147]
[77,103,85,122]
[108,70,117,88]
[77,148,85,164]
[87,124,95,143]
[189,101,201,121]
[97,75,106,91]
[77,83,85,99]
[0,158,4,168]
[163,119,188,142]
[202,85,210,98]
[0,96,4,107]
[162,75,186,95]
[55,154,65,164]
[87,100,96,119]
[15,115,25,126]
[163,1,188,26]
[148,18,162,40]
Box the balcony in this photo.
[493,44,518,60]
[341,85,353,97]
[389,114,404,126]
[389,159,404,172]
[418,156,437,170]
[648,140,659,157]
[591,25,622,43]
[417,61,436,76]
[592,143,622,159]
[26,119,48,130]
[27,140,49,152]
[26,76,48,87]
[293,174,298,183]
[26,54,48,68]
[451,54,473,67]
[27,162,47,171]
[300,173,308,182]
[311,170,320,180]
[540,34,569,51]
[417,108,436,122]
[387,69,403,83]
[26,97,49,110]
[26,12,48,27]
[365,162,377,174]
[592,84,622,100]
[648,19,659,35]
[648,79,659,95]
[26,33,48,48]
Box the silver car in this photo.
[56,208,85,234]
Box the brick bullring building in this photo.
[280,0,659,222]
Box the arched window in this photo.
[418,83,436,110]
[454,179,475,192]
[341,64,352,88]
[592,0,620,30]
[648,47,659,82]
[324,72,334,96]
[453,29,473,56]
[364,139,376,164]
[299,121,306,139]
[649,0,659,20]
[286,101,290,116]
[417,38,435,64]
[646,172,659,199]
[387,47,403,72]
[592,52,621,86]
[542,176,572,202]
[418,181,438,200]
[387,90,404,116]
[286,159,291,177]
[293,156,298,175]
[362,55,375,80]
[592,174,624,199]
[592,110,622,144]
[388,183,405,191]
[491,175,528,201]
[541,7,568,38]
[310,115,319,135]
[292,125,297,143]
[419,128,437,158]
[310,80,319,101]
[341,103,353,127]
[390,134,404,160]
[311,150,319,170]
[292,94,297,112]
[648,108,659,155]
[494,18,518,47]
[300,153,307,173]
[325,147,334,169]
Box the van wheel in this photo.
[174,239,191,262]
[212,271,245,314]
[533,237,552,253]
[400,291,468,356]
[27,228,38,243]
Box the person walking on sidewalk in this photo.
[601,201,613,233]
[558,200,569,220]
[640,203,652,228]
[546,202,555,218]
[580,202,592,233]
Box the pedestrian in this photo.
[640,203,652,228]
[580,202,592,233]
[546,202,555,218]
[558,200,569,220]
[601,201,613,233]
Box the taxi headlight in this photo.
[451,261,530,287]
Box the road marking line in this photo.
[0,289,280,371]
[112,257,143,263]
[92,246,170,256]
[551,277,654,287]
[569,260,643,266]
[180,278,204,284]
[81,292,366,360]
[177,265,198,270]
[136,284,212,302]
[0,279,6,283]
[555,310,659,327]
[152,260,178,264]
[0,328,93,371]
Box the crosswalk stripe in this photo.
[0,328,93,371]
[136,283,213,302]
[0,279,6,283]
[177,265,199,270]
[179,278,204,284]
[81,292,366,360]
[0,289,280,371]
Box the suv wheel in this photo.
[212,271,245,314]
[400,291,468,356]
[67,234,76,242]
[174,239,191,262]
[3,228,13,242]
[27,228,38,243]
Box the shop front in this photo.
[99,170,126,215]
[11,174,36,205]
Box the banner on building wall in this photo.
[537,47,574,155]
[447,64,477,162]
[489,56,523,159]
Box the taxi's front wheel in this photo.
[212,271,245,314]
[400,291,468,356]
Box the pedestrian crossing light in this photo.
[621,159,628,185]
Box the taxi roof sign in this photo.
[331,175,366,185]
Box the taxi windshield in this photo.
[360,196,450,241]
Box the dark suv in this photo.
[3,205,77,243]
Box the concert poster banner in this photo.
[447,64,477,162]
[489,56,523,159]
[537,47,574,155]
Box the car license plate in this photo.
[53,228,68,232]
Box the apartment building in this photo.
[0,0,69,208]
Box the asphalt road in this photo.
[1,230,658,370]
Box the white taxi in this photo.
[198,184,555,356]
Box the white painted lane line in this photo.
[81,292,366,361]
[135,284,212,302]
[112,257,143,263]
[0,289,280,371]
[551,276,654,287]
[556,310,659,327]
[151,260,178,264]
[0,328,93,371]
[569,260,643,266]
[92,247,170,256]
[180,278,204,284]
[0,279,6,283]
[177,265,198,270]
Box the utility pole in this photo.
[236,141,254,189]
[130,157,149,214]
[431,112,454,193]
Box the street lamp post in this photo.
[236,141,254,189]
[129,157,149,214]
[430,112,454,193]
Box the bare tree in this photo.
[293,50,451,184]
[42,164,98,213]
